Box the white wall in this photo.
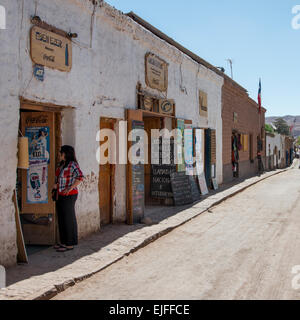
[266,133,285,167]
[0,0,223,266]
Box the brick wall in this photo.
[222,78,266,183]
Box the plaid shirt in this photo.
[55,161,84,195]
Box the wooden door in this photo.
[20,111,56,245]
[99,118,115,225]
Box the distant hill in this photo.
[266,115,300,138]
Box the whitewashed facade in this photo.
[0,0,223,266]
[266,132,286,169]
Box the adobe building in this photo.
[266,132,286,170]
[0,0,224,266]
[222,77,266,183]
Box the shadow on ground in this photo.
[6,172,271,287]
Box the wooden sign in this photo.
[170,171,193,206]
[30,26,72,72]
[199,90,208,118]
[145,53,168,92]
[13,191,28,263]
[159,99,175,116]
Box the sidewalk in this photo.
[0,167,292,300]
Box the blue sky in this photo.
[106,0,300,117]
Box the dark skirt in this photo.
[56,194,78,246]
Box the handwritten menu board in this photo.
[131,120,145,223]
[170,171,194,206]
[151,137,176,199]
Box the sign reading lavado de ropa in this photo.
[30,26,72,72]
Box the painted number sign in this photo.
[30,26,72,72]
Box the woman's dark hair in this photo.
[60,145,78,168]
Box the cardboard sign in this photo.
[212,178,219,191]
[197,171,209,196]
[145,53,168,92]
[30,26,72,72]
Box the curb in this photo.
[0,167,291,300]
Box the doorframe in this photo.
[18,99,63,246]
[99,117,117,226]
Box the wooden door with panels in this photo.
[99,118,116,226]
[20,111,56,245]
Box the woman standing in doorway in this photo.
[53,145,84,252]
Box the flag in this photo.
[258,78,262,114]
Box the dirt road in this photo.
[54,168,300,300]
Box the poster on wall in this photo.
[25,126,50,163]
[185,124,194,176]
[195,129,205,174]
[26,160,48,204]
[177,119,185,172]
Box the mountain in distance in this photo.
[266,115,300,138]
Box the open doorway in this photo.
[16,102,62,258]
[232,131,240,178]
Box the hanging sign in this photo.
[159,99,175,116]
[145,53,168,92]
[30,26,72,72]
[26,160,48,204]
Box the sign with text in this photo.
[145,53,168,92]
[30,26,72,72]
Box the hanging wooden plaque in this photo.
[30,26,72,72]
[145,53,168,92]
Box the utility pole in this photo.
[226,59,234,79]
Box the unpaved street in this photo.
[54,168,300,300]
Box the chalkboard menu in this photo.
[170,171,194,206]
[131,120,145,223]
[189,176,201,202]
[151,137,176,199]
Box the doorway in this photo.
[99,117,116,226]
[17,105,62,246]
[232,131,239,178]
